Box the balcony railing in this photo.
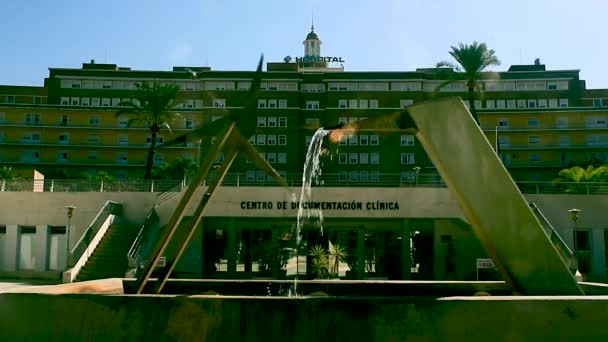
[2,174,608,195]
[483,125,608,131]
[499,143,608,150]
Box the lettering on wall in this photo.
[240,201,399,211]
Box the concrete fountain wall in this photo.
[1,290,608,341]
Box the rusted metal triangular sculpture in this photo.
[134,56,289,294]
[331,97,583,295]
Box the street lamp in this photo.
[65,206,76,268]
[568,208,581,253]
[413,166,421,186]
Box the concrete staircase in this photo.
[76,223,140,282]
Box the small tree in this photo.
[436,42,501,125]
[554,165,608,183]
[117,82,181,179]
[0,166,20,180]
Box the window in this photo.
[339,153,347,164]
[370,152,379,164]
[586,134,608,146]
[517,99,526,108]
[278,99,288,108]
[88,152,98,160]
[278,117,287,127]
[89,116,100,127]
[102,80,112,89]
[22,132,41,143]
[268,99,277,108]
[306,118,320,129]
[528,135,541,145]
[359,135,369,146]
[538,99,547,108]
[213,99,226,108]
[117,153,128,164]
[369,100,379,109]
[349,99,358,109]
[185,119,193,129]
[359,153,369,164]
[527,118,539,127]
[154,153,164,166]
[257,117,267,127]
[370,135,379,146]
[338,171,348,182]
[585,116,607,128]
[556,117,568,129]
[266,153,277,163]
[301,84,324,93]
[305,136,312,146]
[528,153,541,162]
[348,135,358,146]
[88,134,100,144]
[57,151,69,162]
[306,101,320,110]
[559,99,569,107]
[21,150,40,162]
[400,99,413,108]
[370,171,380,182]
[401,153,415,164]
[268,117,277,127]
[118,135,128,146]
[559,135,571,147]
[278,135,287,145]
[548,99,558,108]
[338,100,347,108]
[496,100,506,109]
[498,119,509,129]
[118,116,129,128]
[400,135,415,146]
[25,114,41,125]
[91,98,100,107]
[401,171,416,183]
[485,100,495,109]
[80,97,89,106]
[58,133,69,144]
[527,99,537,108]
[6,95,15,103]
[349,171,359,182]
[145,135,164,146]
[101,98,111,107]
[258,99,267,108]
[360,171,369,182]
[256,134,266,145]
[349,153,358,164]
[267,135,277,145]
[507,100,516,108]
[278,153,286,164]
[593,98,603,107]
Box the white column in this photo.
[5,225,18,271]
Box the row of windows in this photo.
[12,132,183,146]
[337,99,380,109]
[0,95,43,105]
[256,117,288,128]
[257,99,288,108]
[247,134,288,146]
[18,150,165,164]
[496,116,607,129]
[245,170,287,182]
[337,171,381,183]
[243,152,287,164]
[338,152,380,165]
[14,113,196,129]
[485,98,569,109]
[498,134,608,147]
[59,96,224,109]
[58,78,570,93]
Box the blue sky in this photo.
[2,0,607,88]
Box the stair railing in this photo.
[529,202,578,274]
[127,207,159,270]
[62,201,122,283]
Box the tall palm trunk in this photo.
[144,129,158,179]
[467,83,480,125]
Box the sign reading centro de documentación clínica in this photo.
[240,200,400,211]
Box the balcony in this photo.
[483,124,608,132]
[499,143,608,150]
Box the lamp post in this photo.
[568,208,581,254]
[413,166,421,186]
[65,206,76,268]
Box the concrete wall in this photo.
[0,192,157,276]
[1,293,608,341]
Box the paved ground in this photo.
[0,279,61,293]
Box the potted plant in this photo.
[309,245,329,279]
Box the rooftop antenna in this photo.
[311,10,314,31]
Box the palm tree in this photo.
[554,165,608,183]
[117,82,181,179]
[436,42,501,125]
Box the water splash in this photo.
[296,128,330,241]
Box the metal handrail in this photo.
[529,202,578,273]
[1,175,608,194]
[127,208,158,269]
[71,201,122,262]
